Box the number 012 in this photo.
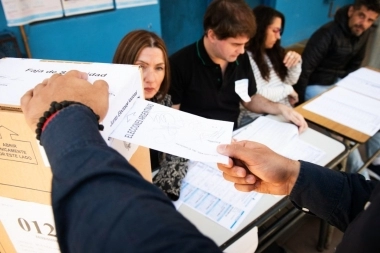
[18,218,57,237]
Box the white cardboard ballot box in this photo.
[0,57,152,253]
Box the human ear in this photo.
[348,6,354,17]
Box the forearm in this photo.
[285,60,302,85]
[243,94,285,115]
[41,105,220,253]
[257,85,294,103]
[290,161,376,231]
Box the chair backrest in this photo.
[0,31,22,58]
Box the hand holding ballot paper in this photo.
[5,57,232,164]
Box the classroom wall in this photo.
[160,0,207,56]
[160,0,262,56]
[275,0,353,46]
[0,4,161,62]
[0,0,355,60]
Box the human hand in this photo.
[283,51,301,68]
[288,90,299,106]
[217,141,300,195]
[20,70,109,131]
[278,104,307,133]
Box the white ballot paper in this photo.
[177,162,263,231]
[337,68,380,101]
[0,196,59,253]
[234,116,325,163]
[110,99,234,163]
[304,87,380,136]
[0,58,143,142]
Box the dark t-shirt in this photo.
[169,38,257,127]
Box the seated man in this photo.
[295,0,380,103]
[294,0,380,177]
[169,0,307,132]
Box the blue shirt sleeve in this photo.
[41,104,221,253]
[290,161,376,231]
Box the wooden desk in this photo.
[295,66,380,144]
[294,89,371,144]
[179,116,347,252]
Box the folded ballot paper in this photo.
[0,58,233,164]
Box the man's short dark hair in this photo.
[203,0,256,40]
[353,0,380,13]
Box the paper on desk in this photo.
[304,87,380,136]
[110,99,234,163]
[176,162,263,231]
[0,197,59,253]
[337,68,380,100]
[234,116,325,163]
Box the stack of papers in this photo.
[304,74,380,136]
[337,68,380,100]
[304,87,380,136]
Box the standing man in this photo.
[295,0,380,103]
[169,0,307,131]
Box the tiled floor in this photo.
[276,215,344,253]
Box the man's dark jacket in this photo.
[294,5,372,103]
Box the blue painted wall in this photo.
[275,0,353,46]
[1,0,355,60]
[160,0,208,55]
[160,0,262,55]
[0,4,161,62]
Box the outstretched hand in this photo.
[217,141,300,195]
[20,70,109,130]
[279,104,307,133]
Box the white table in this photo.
[179,115,347,252]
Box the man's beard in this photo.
[351,24,365,36]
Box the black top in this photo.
[294,5,372,103]
[169,38,257,128]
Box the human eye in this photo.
[156,65,165,71]
[138,64,147,69]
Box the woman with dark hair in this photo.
[239,6,302,125]
[113,30,188,200]
[248,5,301,106]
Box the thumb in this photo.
[217,141,252,162]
